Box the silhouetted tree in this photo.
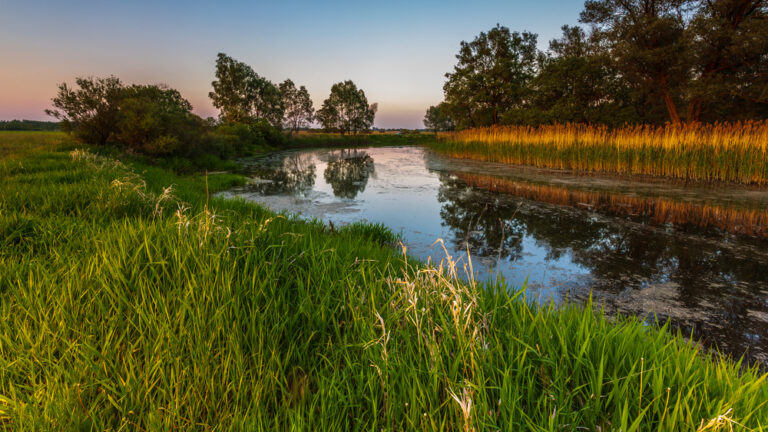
[423,102,455,132]
[316,81,376,134]
[279,79,315,133]
[580,0,690,124]
[443,25,539,128]
[209,53,284,127]
[686,0,768,121]
[46,76,124,145]
[531,25,638,125]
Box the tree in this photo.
[530,25,639,125]
[580,0,691,124]
[442,25,539,128]
[686,0,768,121]
[116,84,203,156]
[279,79,315,132]
[316,81,376,134]
[209,53,284,127]
[45,76,124,145]
[423,103,455,132]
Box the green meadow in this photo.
[1,132,766,431]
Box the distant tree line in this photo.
[426,0,767,130]
[46,53,377,166]
[0,120,60,131]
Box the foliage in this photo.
[528,25,640,126]
[44,74,287,167]
[279,79,315,132]
[580,0,690,124]
[432,121,768,184]
[438,2,767,127]
[45,76,124,145]
[685,0,768,122]
[116,84,203,157]
[442,25,539,128]
[423,102,455,132]
[1,133,767,430]
[209,53,284,127]
[206,119,285,158]
[316,80,377,134]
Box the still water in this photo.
[220,146,768,364]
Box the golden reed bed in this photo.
[435,122,768,185]
[457,173,768,237]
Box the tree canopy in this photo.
[209,53,284,127]
[435,1,767,128]
[279,79,315,132]
[46,76,124,145]
[443,25,539,128]
[317,81,377,134]
[423,103,455,132]
[117,84,202,156]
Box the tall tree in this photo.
[443,25,539,128]
[580,0,691,124]
[531,25,638,125]
[686,0,768,121]
[423,103,455,132]
[209,53,284,127]
[316,81,376,134]
[45,76,124,145]
[279,79,315,132]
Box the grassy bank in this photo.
[1,131,767,430]
[432,122,768,185]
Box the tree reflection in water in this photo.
[247,154,316,196]
[324,150,375,199]
[435,171,768,364]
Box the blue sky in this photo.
[0,0,584,128]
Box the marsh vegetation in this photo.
[431,122,768,185]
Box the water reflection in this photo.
[243,153,316,196]
[435,170,768,363]
[224,146,768,365]
[456,173,768,238]
[323,150,375,199]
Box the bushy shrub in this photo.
[48,76,288,169]
[117,85,204,157]
[46,76,124,145]
[205,119,285,158]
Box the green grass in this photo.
[1,131,766,431]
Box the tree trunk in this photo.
[662,89,682,125]
[686,98,703,123]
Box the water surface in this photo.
[220,146,768,364]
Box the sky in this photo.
[0,0,584,129]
